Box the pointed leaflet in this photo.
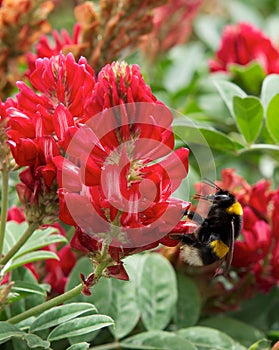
[47,315,114,342]
[214,80,246,118]
[261,74,279,110]
[5,251,59,273]
[266,94,279,143]
[233,96,263,145]
[30,303,97,332]
[66,343,90,350]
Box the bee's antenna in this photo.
[202,178,222,191]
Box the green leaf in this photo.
[3,222,66,259]
[6,251,59,272]
[267,329,279,341]
[66,343,90,350]
[248,339,272,350]
[214,80,246,118]
[15,234,67,259]
[228,0,262,25]
[138,254,177,331]
[30,303,97,332]
[65,257,112,315]
[199,316,265,347]
[261,74,279,109]
[230,61,265,95]
[47,315,114,342]
[163,43,205,92]
[266,94,279,143]
[22,334,50,349]
[194,15,222,50]
[233,96,263,144]
[11,281,47,298]
[108,258,141,339]
[3,222,28,254]
[229,288,278,329]
[0,322,50,348]
[174,274,201,328]
[177,326,237,350]
[10,267,47,312]
[121,331,197,350]
[0,322,23,345]
[173,120,242,153]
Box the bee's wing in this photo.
[223,220,235,275]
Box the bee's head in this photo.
[193,189,236,208]
[212,190,236,207]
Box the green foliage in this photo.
[2,222,66,274]
[177,326,246,350]
[233,96,263,145]
[199,316,265,347]
[122,330,197,350]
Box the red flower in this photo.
[84,61,159,117]
[209,22,279,74]
[142,0,202,57]
[52,62,192,288]
[6,206,25,223]
[27,24,82,74]
[6,53,96,223]
[55,116,190,254]
[7,55,192,289]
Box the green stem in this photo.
[237,143,279,154]
[8,284,83,324]
[0,169,9,259]
[0,223,38,266]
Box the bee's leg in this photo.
[185,210,204,225]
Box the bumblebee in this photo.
[173,179,243,271]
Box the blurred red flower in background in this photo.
[216,169,279,293]
[27,24,82,74]
[209,22,279,74]
[44,244,76,295]
[141,0,202,59]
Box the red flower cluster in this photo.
[6,53,95,223]
[0,98,16,171]
[7,54,192,289]
[44,243,76,295]
[209,22,279,75]
[142,0,202,57]
[26,24,82,74]
[217,169,279,293]
[54,62,191,288]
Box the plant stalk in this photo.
[0,169,9,259]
